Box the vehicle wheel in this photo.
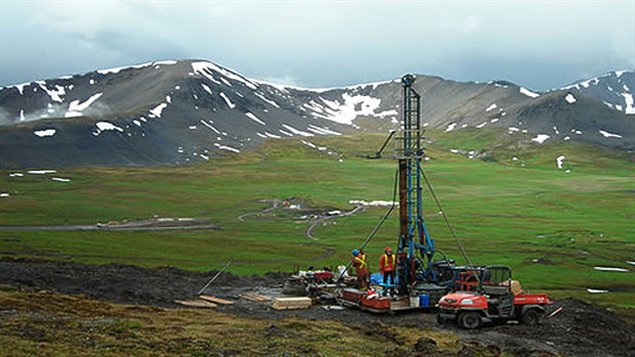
[458,311,482,330]
[522,309,542,326]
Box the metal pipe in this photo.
[197,261,231,295]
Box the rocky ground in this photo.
[1,257,633,356]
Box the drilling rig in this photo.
[333,75,555,320]
[339,74,459,312]
[395,74,459,298]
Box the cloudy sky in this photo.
[1,0,633,90]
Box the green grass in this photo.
[1,131,633,313]
[0,287,468,356]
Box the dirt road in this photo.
[0,218,221,232]
[305,204,366,240]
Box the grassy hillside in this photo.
[0,287,486,356]
[0,130,633,313]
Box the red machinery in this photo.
[437,266,553,329]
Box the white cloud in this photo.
[0,2,633,89]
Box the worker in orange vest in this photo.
[351,249,369,289]
[379,247,396,294]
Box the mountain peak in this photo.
[1,59,633,168]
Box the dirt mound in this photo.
[1,257,633,356]
[0,257,281,307]
[498,298,635,356]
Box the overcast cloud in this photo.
[0,0,633,90]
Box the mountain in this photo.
[0,60,352,168]
[560,70,634,115]
[0,60,633,168]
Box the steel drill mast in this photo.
[395,74,437,293]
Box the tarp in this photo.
[370,272,399,285]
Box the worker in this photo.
[379,247,396,294]
[351,249,369,289]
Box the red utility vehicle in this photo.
[437,266,553,329]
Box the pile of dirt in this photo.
[493,298,635,356]
[0,257,281,307]
[1,257,633,356]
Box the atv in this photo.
[437,265,553,329]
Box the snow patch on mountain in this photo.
[39,83,66,103]
[594,267,629,272]
[520,87,540,98]
[245,112,265,125]
[254,92,280,108]
[96,60,176,75]
[219,92,236,109]
[598,130,622,139]
[149,103,168,118]
[315,93,381,125]
[556,155,565,169]
[282,124,314,137]
[93,121,123,136]
[531,134,550,144]
[201,84,213,95]
[621,93,634,114]
[307,124,342,136]
[10,82,30,95]
[34,129,56,137]
[375,109,398,118]
[565,93,576,104]
[191,61,258,90]
[213,143,240,153]
[263,132,281,138]
[200,120,221,134]
[65,93,103,118]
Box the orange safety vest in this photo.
[353,254,367,270]
[380,254,396,272]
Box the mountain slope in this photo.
[560,70,634,115]
[0,60,633,168]
[287,74,635,148]
[0,60,350,168]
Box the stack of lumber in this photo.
[272,297,313,310]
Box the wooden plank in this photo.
[247,292,271,301]
[240,293,259,302]
[241,292,272,302]
[272,297,313,310]
[199,295,234,305]
[174,299,218,309]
